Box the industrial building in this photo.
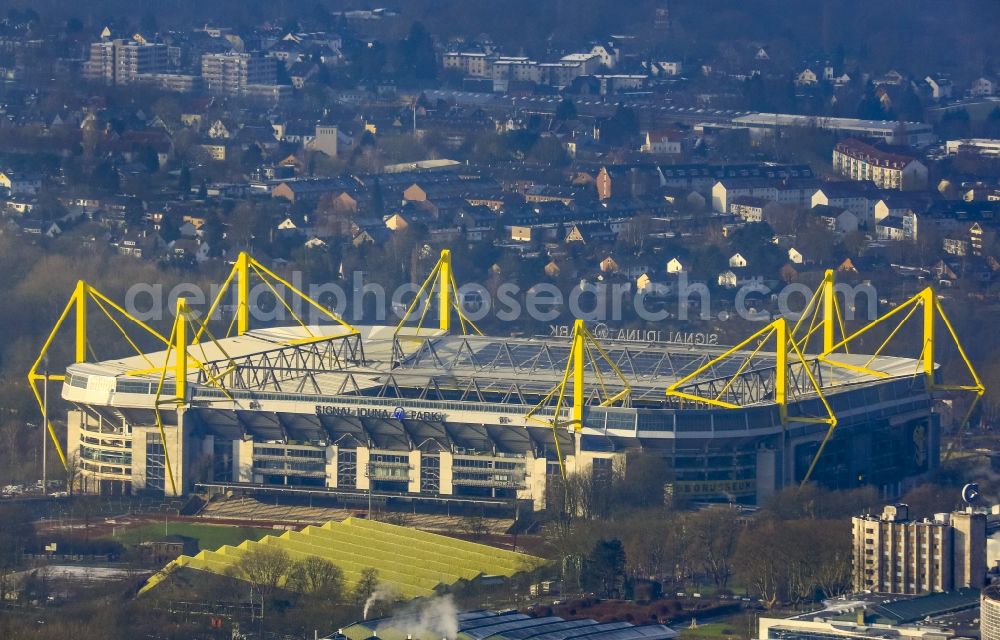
[759,589,981,640]
[338,608,677,640]
[33,253,983,509]
[730,113,937,147]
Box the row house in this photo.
[711,177,816,213]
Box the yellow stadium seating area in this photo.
[139,517,544,598]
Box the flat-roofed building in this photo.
[732,113,937,147]
[201,52,277,96]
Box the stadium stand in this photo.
[139,517,543,598]
[197,494,515,534]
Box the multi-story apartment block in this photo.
[115,39,168,84]
[201,52,277,95]
[852,504,986,595]
[84,37,168,85]
[135,73,201,93]
[492,57,539,92]
[442,52,492,78]
[833,138,928,191]
[83,41,115,84]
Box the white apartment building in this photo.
[442,52,491,77]
[833,139,928,191]
[201,52,277,96]
[84,38,168,85]
[492,57,539,92]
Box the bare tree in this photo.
[63,452,82,495]
[287,556,345,602]
[685,506,741,589]
[226,545,293,600]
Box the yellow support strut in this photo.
[572,319,584,428]
[922,288,935,385]
[439,249,451,332]
[29,280,170,470]
[822,269,835,354]
[236,252,250,336]
[176,298,187,403]
[75,280,88,363]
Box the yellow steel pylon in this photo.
[28,281,171,469]
[817,287,985,462]
[196,251,359,344]
[525,319,631,479]
[790,269,849,355]
[395,249,482,336]
[663,317,838,485]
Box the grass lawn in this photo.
[678,620,752,640]
[104,521,277,551]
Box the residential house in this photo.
[596,167,612,201]
[924,76,953,101]
[200,141,228,161]
[207,119,232,139]
[168,238,211,263]
[711,178,815,213]
[876,216,908,242]
[811,182,887,227]
[271,178,358,204]
[666,257,685,274]
[729,253,748,268]
[17,218,61,237]
[788,247,804,264]
[0,171,42,195]
[642,130,683,155]
[718,270,738,288]
[661,187,706,211]
[795,68,818,86]
[811,204,859,234]
[729,196,768,222]
[510,225,532,242]
[352,229,376,247]
[970,77,996,97]
[384,213,409,232]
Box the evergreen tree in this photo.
[178,165,191,196]
[857,80,885,120]
[555,97,577,121]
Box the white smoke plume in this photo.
[375,594,460,640]
[364,583,402,621]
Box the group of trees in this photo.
[540,457,910,608]
[145,545,381,635]
[224,545,379,608]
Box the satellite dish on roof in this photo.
[962,483,980,505]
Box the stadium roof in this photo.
[66,323,926,408]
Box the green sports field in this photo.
[105,521,277,550]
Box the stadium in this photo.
[34,251,982,509]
